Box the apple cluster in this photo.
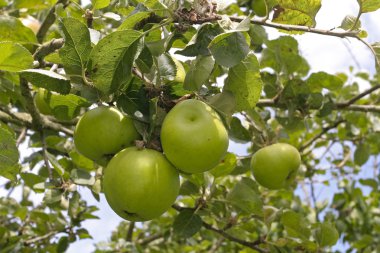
[73,99,229,221]
[72,98,301,221]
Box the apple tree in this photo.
[1,0,380,252]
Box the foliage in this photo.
[1,0,380,252]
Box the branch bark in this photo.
[0,108,74,136]
[138,232,165,246]
[202,221,268,253]
[33,38,65,63]
[229,16,358,39]
[171,204,267,252]
[126,221,135,242]
[256,99,380,113]
[300,119,345,152]
[337,84,380,108]
[24,231,58,246]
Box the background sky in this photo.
[1,0,380,252]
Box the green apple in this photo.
[74,106,140,166]
[251,143,301,189]
[173,58,185,83]
[34,88,53,115]
[103,147,180,221]
[161,99,229,174]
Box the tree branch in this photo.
[16,127,27,147]
[33,38,65,63]
[0,108,74,136]
[41,131,53,181]
[202,221,268,253]
[19,77,44,130]
[126,221,135,242]
[300,119,345,152]
[228,16,359,39]
[171,204,267,252]
[24,231,58,246]
[337,84,380,107]
[256,99,380,113]
[310,182,319,222]
[175,12,358,39]
[138,232,165,246]
[0,110,31,127]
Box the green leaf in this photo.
[179,180,200,196]
[357,0,380,13]
[176,23,224,57]
[207,91,236,122]
[69,191,80,218]
[0,123,20,181]
[340,15,361,31]
[173,209,203,238]
[14,0,48,9]
[353,235,373,249]
[156,53,176,81]
[0,42,33,72]
[21,173,45,189]
[0,16,37,44]
[235,16,252,32]
[69,150,95,171]
[281,210,311,240]
[184,55,215,91]
[59,18,92,83]
[70,169,95,186]
[372,42,380,74]
[224,54,263,112]
[146,36,170,56]
[313,222,339,247]
[37,89,91,120]
[57,236,69,253]
[229,117,251,143]
[0,0,7,7]
[88,30,143,94]
[209,153,237,178]
[306,72,345,92]
[231,157,251,175]
[252,0,268,17]
[249,24,268,51]
[20,69,71,94]
[273,0,322,28]
[227,177,263,216]
[92,0,110,9]
[116,82,149,116]
[261,36,310,76]
[209,32,250,68]
[354,143,370,166]
[46,152,66,176]
[359,178,378,189]
[118,11,151,30]
[44,189,62,204]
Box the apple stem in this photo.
[135,140,145,150]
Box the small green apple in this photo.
[74,106,140,166]
[161,99,229,174]
[251,143,301,189]
[34,88,53,115]
[103,147,180,221]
